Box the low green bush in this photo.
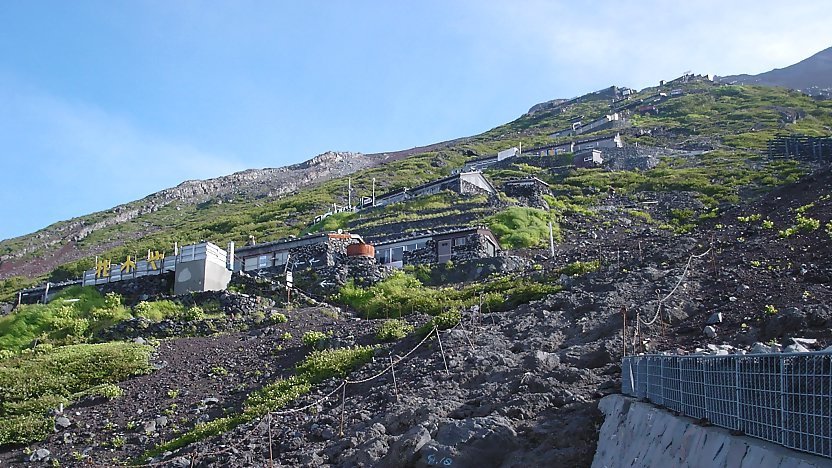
[133,300,185,322]
[559,260,600,276]
[302,331,329,349]
[337,271,560,319]
[486,207,560,248]
[376,319,414,341]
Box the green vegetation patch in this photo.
[0,342,153,445]
[336,271,560,319]
[0,287,131,352]
[486,207,560,248]
[376,319,415,342]
[146,345,374,458]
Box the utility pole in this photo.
[372,177,376,206]
[348,177,352,209]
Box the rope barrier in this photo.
[639,248,711,326]
[92,314,471,467]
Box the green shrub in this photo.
[418,310,460,335]
[376,319,414,341]
[295,346,376,384]
[796,214,820,232]
[302,331,328,349]
[626,209,654,223]
[0,414,53,445]
[133,300,185,322]
[337,271,560,319]
[560,260,600,276]
[75,383,124,400]
[0,286,130,351]
[737,214,761,223]
[180,306,205,321]
[269,312,288,324]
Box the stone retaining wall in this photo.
[592,394,830,468]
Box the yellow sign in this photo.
[95,258,111,278]
[147,251,165,270]
[120,255,136,274]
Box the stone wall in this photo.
[592,394,830,468]
[418,256,529,286]
[503,181,551,210]
[94,273,174,305]
[403,233,497,266]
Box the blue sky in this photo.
[1,0,831,241]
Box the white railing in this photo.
[622,353,832,459]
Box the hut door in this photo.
[438,240,452,263]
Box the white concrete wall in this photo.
[592,394,830,468]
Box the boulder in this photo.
[381,426,431,466]
[706,312,723,325]
[750,342,778,354]
[703,326,717,339]
[529,350,560,371]
[55,416,71,429]
[30,449,51,462]
[762,307,807,340]
[783,342,810,353]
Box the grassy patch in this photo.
[145,346,374,458]
[336,271,560,319]
[0,342,153,445]
[133,300,186,322]
[486,207,560,248]
[0,287,131,352]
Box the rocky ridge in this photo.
[0,151,382,279]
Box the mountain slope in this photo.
[0,151,381,278]
[718,46,832,96]
[2,77,832,292]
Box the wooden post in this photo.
[390,355,399,403]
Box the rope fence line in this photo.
[101,319,476,467]
[638,248,711,326]
[85,241,712,466]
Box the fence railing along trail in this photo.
[622,352,832,459]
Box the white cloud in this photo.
[0,75,243,197]
[0,74,245,238]
[461,0,832,89]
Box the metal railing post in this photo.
[780,355,787,447]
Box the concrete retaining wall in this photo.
[592,394,830,468]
